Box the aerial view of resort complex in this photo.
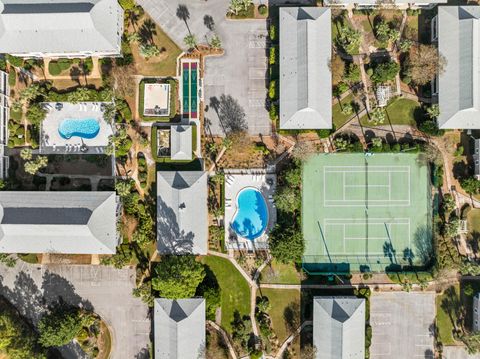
[3,0,480,358]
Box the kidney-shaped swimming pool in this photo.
[58,118,100,139]
[230,187,269,240]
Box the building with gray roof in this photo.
[279,7,332,130]
[324,0,445,8]
[0,70,8,179]
[0,0,123,58]
[156,171,207,255]
[313,296,365,359]
[0,191,118,254]
[170,125,193,161]
[437,6,480,129]
[154,298,205,359]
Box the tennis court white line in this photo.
[344,184,390,187]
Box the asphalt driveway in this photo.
[0,262,150,359]
[370,292,435,359]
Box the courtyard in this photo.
[302,153,432,273]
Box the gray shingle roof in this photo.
[0,191,117,254]
[0,0,123,57]
[154,298,205,359]
[156,171,207,255]
[313,296,365,359]
[438,6,480,129]
[279,7,332,130]
[170,125,192,161]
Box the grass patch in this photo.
[360,98,422,126]
[259,260,301,284]
[261,288,300,344]
[138,78,177,122]
[333,94,355,129]
[9,108,22,122]
[131,18,181,76]
[201,255,250,333]
[436,284,460,346]
[467,209,480,233]
[386,271,433,284]
[17,253,39,264]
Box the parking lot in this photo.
[204,20,271,136]
[370,292,435,359]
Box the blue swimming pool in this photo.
[58,118,100,139]
[231,187,268,240]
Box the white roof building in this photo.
[156,171,208,255]
[279,7,332,130]
[0,0,123,58]
[154,298,206,359]
[437,6,480,129]
[0,191,118,254]
[313,296,365,359]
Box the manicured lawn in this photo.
[260,288,300,344]
[201,256,250,333]
[360,98,422,126]
[259,260,301,284]
[467,209,480,233]
[131,18,182,76]
[386,271,433,284]
[333,94,356,129]
[436,285,460,346]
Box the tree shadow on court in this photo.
[413,225,434,267]
[402,248,415,266]
[383,241,397,264]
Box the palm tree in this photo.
[176,4,191,35]
[184,34,197,50]
[209,34,222,50]
[139,44,160,59]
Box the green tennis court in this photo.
[302,153,432,273]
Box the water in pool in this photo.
[58,118,100,139]
[231,188,268,240]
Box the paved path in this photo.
[0,262,150,359]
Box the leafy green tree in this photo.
[115,179,133,197]
[184,34,197,49]
[337,27,362,55]
[370,61,400,84]
[210,34,222,49]
[38,306,83,347]
[269,226,304,264]
[462,177,480,196]
[24,156,48,175]
[139,44,160,59]
[375,20,390,42]
[369,107,386,125]
[26,104,46,126]
[132,281,154,307]
[399,39,413,53]
[344,63,360,84]
[127,32,141,44]
[20,148,32,161]
[67,87,91,103]
[0,299,46,358]
[228,0,252,15]
[427,104,440,119]
[152,256,206,299]
[341,103,353,116]
[231,312,252,350]
[274,186,301,214]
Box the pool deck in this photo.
[40,102,114,155]
[224,169,277,251]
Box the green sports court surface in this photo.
[302,153,432,273]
